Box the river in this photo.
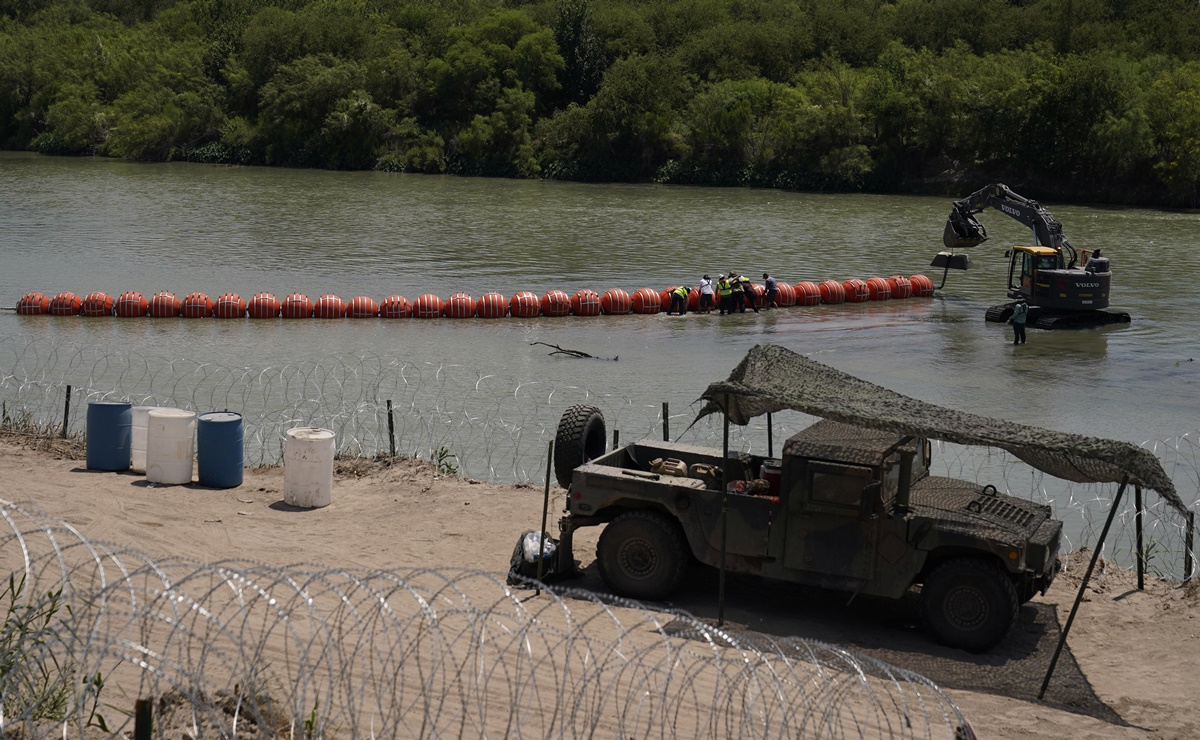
[2,152,1198,559]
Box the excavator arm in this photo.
[943,184,1078,268]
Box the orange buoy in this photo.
[413,294,444,319]
[910,274,935,297]
[631,288,661,314]
[444,292,476,319]
[750,284,768,308]
[181,292,213,318]
[379,295,412,318]
[115,291,148,318]
[477,292,508,318]
[16,292,50,315]
[688,287,700,312]
[570,289,601,316]
[842,279,870,303]
[149,292,181,317]
[313,294,346,319]
[865,277,892,301]
[818,280,845,305]
[49,292,82,316]
[795,282,822,306]
[509,291,540,318]
[887,275,913,299]
[281,293,313,319]
[658,288,674,312]
[774,283,797,307]
[214,293,247,318]
[248,292,280,318]
[81,291,114,317]
[347,295,379,318]
[600,288,632,315]
[541,290,571,317]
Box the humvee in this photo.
[552,404,1063,652]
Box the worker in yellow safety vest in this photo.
[667,285,689,315]
[717,275,733,315]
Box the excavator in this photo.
[935,183,1130,329]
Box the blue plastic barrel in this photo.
[197,412,244,488]
[86,401,132,472]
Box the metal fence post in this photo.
[662,401,669,442]
[386,399,395,457]
[1134,485,1144,591]
[61,384,72,438]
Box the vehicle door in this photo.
[784,461,879,581]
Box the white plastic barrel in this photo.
[131,405,168,474]
[146,408,196,485]
[284,428,335,508]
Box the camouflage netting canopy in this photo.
[697,345,1185,515]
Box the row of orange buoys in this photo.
[13,275,935,319]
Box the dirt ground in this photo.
[1,432,1197,739]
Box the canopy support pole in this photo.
[718,395,729,627]
[767,412,773,458]
[1134,485,1144,591]
[1039,475,1128,701]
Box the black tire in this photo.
[984,303,1014,323]
[596,510,688,601]
[921,558,1019,653]
[554,404,606,489]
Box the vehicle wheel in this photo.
[921,558,1019,653]
[554,404,606,489]
[984,303,1014,323]
[596,510,688,601]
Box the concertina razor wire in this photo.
[1,334,1196,578]
[0,501,974,739]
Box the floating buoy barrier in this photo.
[601,288,632,315]
[477,292,507,318]
[248,292,279,318]
[182,292,213,318]
[888,275,913,299]
[631,288,660,314]
[818,280,845,305]
[444,292,475,319]
[541,290,571,317]
[910,274,936,297]
[380,295,411,318]
[571,289,601,317]
[14,275,935,323]
[49,292,82,316]
[865,277,891,301]
[282,293,312,319]
[81,291,114,317]
[17,292,50,315]
[413,294,443,319]
[215,293,247,319]
[347,295,378,318]
[794,282,821,306]
[150,291,181,317]
[509,291,539,318]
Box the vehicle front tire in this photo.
[596,510,688,601]
[921,558,1019,653]
[554,404,606,489]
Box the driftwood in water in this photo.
[530,342,618,361]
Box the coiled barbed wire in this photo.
[0,501,973,739]
[1,334,1196,577]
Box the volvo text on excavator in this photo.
[935,183,1130,329]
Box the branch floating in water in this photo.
[530,342,617,361]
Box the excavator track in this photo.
[984,303,1015,323]
[1031,310,1131,330]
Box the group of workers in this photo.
[666,273,780,316]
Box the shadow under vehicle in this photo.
[551,346,1183,654]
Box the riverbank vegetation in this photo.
[2,0,1199,205]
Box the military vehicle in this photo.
[552,405,1063,653]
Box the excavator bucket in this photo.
[943,208,988,249]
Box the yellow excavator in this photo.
[935,184,1130,329]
